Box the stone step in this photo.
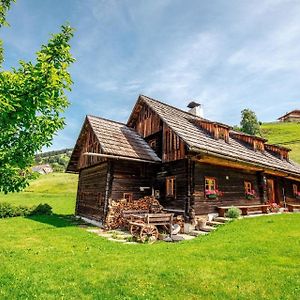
[200,225,217,232]
[190,230,209,237]
[206,221,224,227]
[213,217,231,223]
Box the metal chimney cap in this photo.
[187,101,200,109]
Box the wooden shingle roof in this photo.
[138,95,300,177]
[66,115,160,172]
[87,116,160,162]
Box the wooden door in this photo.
[267,179,275,203]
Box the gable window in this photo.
[293,184,298,196]
[166,176,176,197]
[149,139,157,151]
[205,177,216,191]
[123,193,133,202]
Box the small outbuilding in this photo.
[278,110,300,122]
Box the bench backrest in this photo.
[146,213,173,224]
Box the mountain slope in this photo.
[261,122,300,163]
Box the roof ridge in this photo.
[87,115,127,127]
[87,115,142,133]
[140,94,209,121]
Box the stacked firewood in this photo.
[105,196,163,229]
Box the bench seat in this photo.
[286,203,300,212]
[218,205,269,217]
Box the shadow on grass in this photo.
[26,214,88,228]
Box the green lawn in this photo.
[261,122,300,163]
[0,173,300,299]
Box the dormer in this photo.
[191,119,230,143]
[265,144,291,161]
[230,131,267,152]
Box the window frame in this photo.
[205,177,217,192]
[244,181,252,194]
[293,184,298,196]
[123,193,133,202]
[166,176,176,197]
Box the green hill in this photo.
[35,148,73,172]
[261,122,300,163]
[0,173,78,214]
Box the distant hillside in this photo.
[261,122,300,163]
[35,148,73,172]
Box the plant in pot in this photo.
[296,192,300,200]
[205,189,223,199]
[268,202,280,213]
[245,190,256,200]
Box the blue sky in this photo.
[2,0,300,151]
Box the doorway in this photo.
[267,179,276,203]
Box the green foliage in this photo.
[35,148,72,172]
[240,108,261,136]
[226,206,241,219]
[0,2,75,193]
[0,202,52,218]
[261,122,300,163]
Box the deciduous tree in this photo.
[0,0,75,193]
[240,109,261,136]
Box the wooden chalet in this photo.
[67,95,300,223]
[278,110,300,122]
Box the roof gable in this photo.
[67,115,161,172]
[130,95,300,177]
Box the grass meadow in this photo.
[0,173,300,299]
[261,122,300,163]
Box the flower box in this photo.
[207,194,217,199]
[245,190,256,200]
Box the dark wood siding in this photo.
[155,159,188,212]
[76,163,108,221]
[192,162,262,214]
[284,179,300,205]
[110,161,156,200]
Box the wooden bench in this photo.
[286,203,300,212]
[218,205,269,217]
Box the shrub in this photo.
[226,206,241,219]
[31,203,52,215]
[0,202,52,218]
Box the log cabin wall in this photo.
[192,162,262,215]
[76,162,108,221]
[154,159,188,212]
[163,124,185,162]
[134,105,162,138]
[110,160,157,200]
[283,178,300,204]
[131,103,185,162]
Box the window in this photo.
[293,184,298,196]
[166,176,176,197]
[123,193,133,202]
[149,139,157,151]
[205,177,216,191]
[244,181,252,193]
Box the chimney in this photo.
[187,101,203,118]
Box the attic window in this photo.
[192,120,230,143]
[265,144,290,161]
[230,132,266,153]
